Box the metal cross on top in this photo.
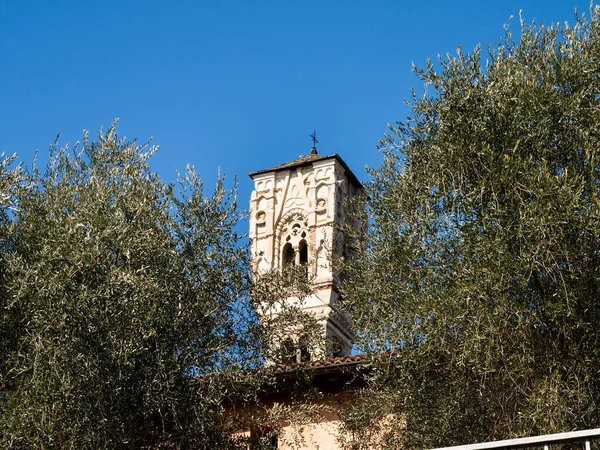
[309,130,318,154]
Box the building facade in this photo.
[237,147,366,449]
[249,148,362,363]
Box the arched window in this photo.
[282,243,294,268]
[298,335,311,362]
[281,338,296,364]
[330,336,344,357]
[298,240,308,265]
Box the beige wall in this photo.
[228,389,400,450]
[277,415,344,450]
[228,393,348,449]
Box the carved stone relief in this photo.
[283,176,306,209]
[316,239,329,277]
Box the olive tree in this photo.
[342,6,600,448]
[0,153,23,394]
[0,123,259,449]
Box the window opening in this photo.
[298,335,311,362]
[282,243,294,268]
[331,336,344,357]
[281,338,296,364]
[299,240,308,265]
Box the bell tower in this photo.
[249,144,362,362]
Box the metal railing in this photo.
[431,428,600,450]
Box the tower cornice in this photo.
[249,153,362,189]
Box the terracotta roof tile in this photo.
[269,353,369,375]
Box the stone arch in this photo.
[275,208,309,236]
[275,208,310,269]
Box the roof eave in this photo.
[248,154,362,189]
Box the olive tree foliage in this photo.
[251,264,325,365]
[0,123,261,449]
[0,153,23,390]
[342,6,600,449]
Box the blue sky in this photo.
[0,0,592,218]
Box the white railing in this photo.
[431,428,600,450]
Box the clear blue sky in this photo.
[0,0,592,216]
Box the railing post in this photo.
[585,439,591,450]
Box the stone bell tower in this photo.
[249,143,362,362]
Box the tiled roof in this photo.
[249,153,362,189]
[250,153,331,175]
[269,353,369,376]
